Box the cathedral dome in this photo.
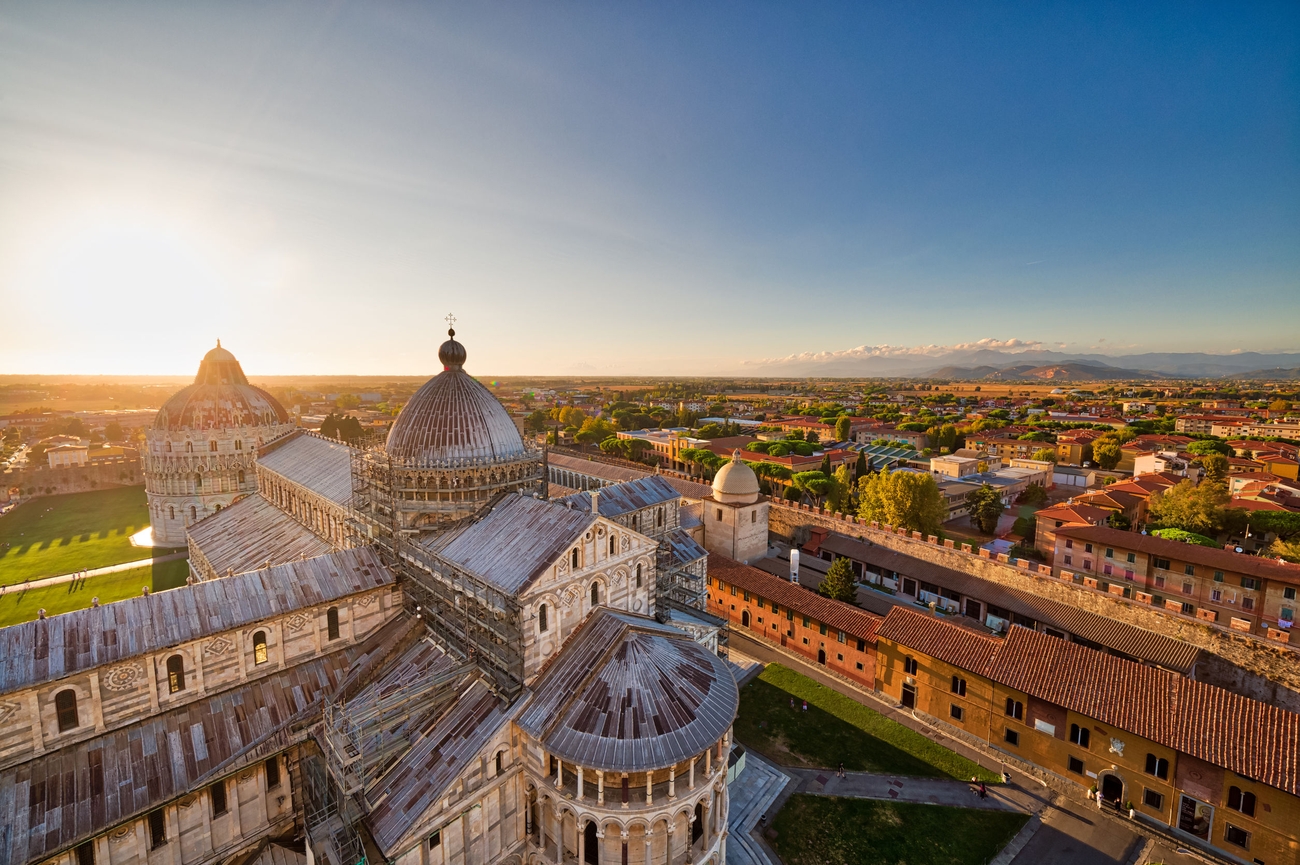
[385,328,527,464]
[153,341,289,431]
[712,449,760,504]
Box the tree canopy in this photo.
[1147,479,1230,534]
[1030,447,1058,463]
[966,483,1004,534]
[856,469,947,537]
[818,557,858,603]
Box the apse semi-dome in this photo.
[385,328,527,464]
[154,342,289,431]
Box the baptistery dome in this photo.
[154,342,289,430]
[385,328,527,464]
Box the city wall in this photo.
[766,500,1300,694]
[4,460,143,499]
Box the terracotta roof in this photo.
[708,554,882,642]
[1054,524,1300,583]
[1035,503,1111,525]
[990,627,1300,796]
[875,607,1001,676]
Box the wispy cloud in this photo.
[747,337,1044,367]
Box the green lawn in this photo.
[0,487,180,583]
[0,558,191,628]
[771,795,1029,865]
[736,664,1000,782]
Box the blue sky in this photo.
[0,2,1296,375]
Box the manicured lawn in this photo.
[736,664,1000,782]
[0,487,180,583]
[0,558,191,628]
[771,795,1029,865]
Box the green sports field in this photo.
[0,558,191,628]
[0,487,181,584]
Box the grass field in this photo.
[735,664,1000,782]
[771,795,1029,865]
[0,487,181,584]
[0,558,191,627]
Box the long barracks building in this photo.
[708,554,1300,865]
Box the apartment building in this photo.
[875,607,1300,865]
[1052,524,1300,640]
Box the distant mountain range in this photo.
[746,349,1300,379]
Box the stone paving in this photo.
[725,750,789,865]
[785,767,1018,811]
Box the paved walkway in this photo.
[0,553,188,592]
[785,767,1018,811]
[725,751,789,865]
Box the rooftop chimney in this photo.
[790,549,800,584]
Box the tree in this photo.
[696,423,727,439]
[1266,536,1300,564]
[1151,528,1219,547]
[1092,438,1123,470]
[1147,479,1230,534]
[1030,447,1057,463]
[967,483,1004,534]
[856,469,947,536]
[1268,399,1290,413]
[828,464,854,514]
[792,471,832,505]
[854,450,868,481]
[335,393,361,410]
[104,422,124,442]
[1199,453,1230,485]
[1187,439,1232,457]
[574,417,617,447]
[1018,483,1047,507]
[818,557,858,603]
[1108,512,1131,530]
[525,410,549,433]
[819,453,832,478]
[835,415,852,442]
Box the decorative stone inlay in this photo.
[621,535,631,551]
[109,827,132,844]
[286,613,310,632]
[0,701,20,724]
[103,663,146,691]
[358,593,376,607]
[204,635,234,657]
[557,558,570,576]
[1109,737,1126,757]
[180,794,197,809]
[561,585,582,609]
[612,570,627,587]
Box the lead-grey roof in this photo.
[365,678,511,855]
[665,528,708,567]
[547,453,713,498]
[421,495,594,595]
[0,547,393,696]
[188,494,333,577]
[257,431,355,505]
[385,366,528,465]
[1,648,357,865]
[555,475,680,517]
[517,609,738,772]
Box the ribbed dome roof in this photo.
[712,449,761,503]
[385,328,527,464]
[154,341,289,431]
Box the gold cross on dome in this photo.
[445,313,457,329]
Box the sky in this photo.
[0,2,1297,376]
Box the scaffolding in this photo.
[320,655,476,806]
[348,446,528,697]
[655,543,708,611]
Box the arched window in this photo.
[190,506,197,521]
[635,564,642,588]
[538,604,549,633]
[1227,786,1256,817]
[208,441,217,452]
[165,441,172,452]
[166,655,186,693]
[234,440,243,450]
[237,470,245,484]
[253,631,268,665]
[168,506,175,520]
[327,607,340,640]
[571,549,579,569]
[590,582,600,607]
[495,751,504,775]
[55,689,79,732]
[657,507,664,527]
[609,535,616,554]
[185,441,193,453]
[692,802,704,844]
[194,472,202,490]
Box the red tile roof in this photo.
[708,553,882,642]
[1035,503,1111,525]
[875,607,1001,676]
[1054,524,1300,583]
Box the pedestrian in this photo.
[979,782,987,800]
[789,698,795,709]
[802,700,808,712]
